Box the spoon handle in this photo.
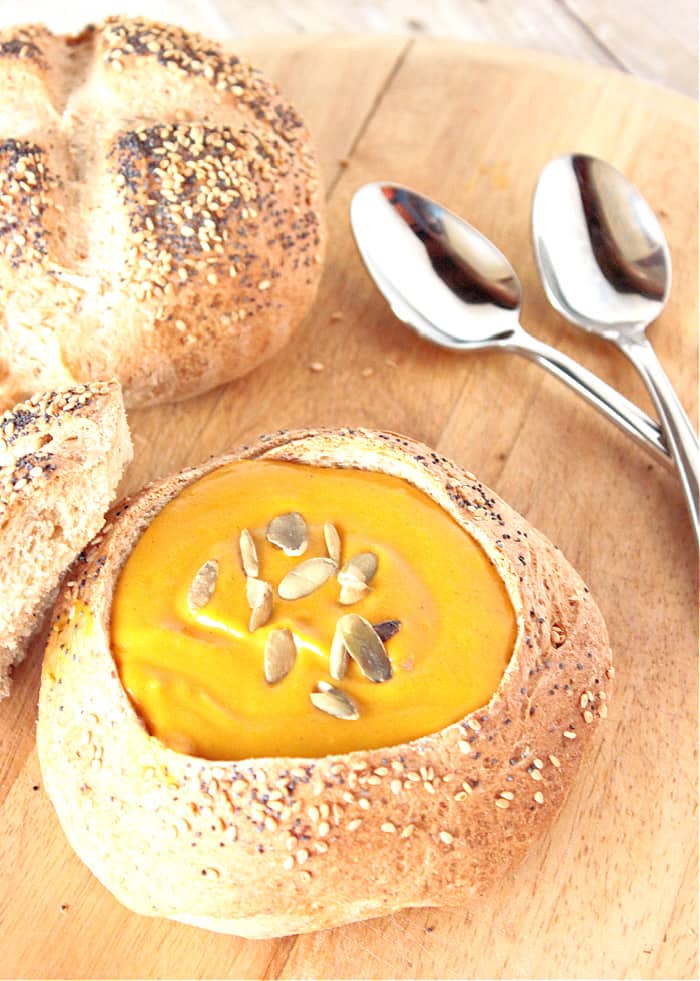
[616,334,699,541]
[509,331,672,469]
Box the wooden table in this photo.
[0,0,695,97]
[0,34,697,981]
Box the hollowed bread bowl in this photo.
[37,428,613,937]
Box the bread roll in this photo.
[37,428,612,937]
[0,380,131,698]
[0,18,325,410]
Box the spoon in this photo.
[350,182,670,469]
[532,154,698,540]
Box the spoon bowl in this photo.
[351,181,669,467]
[351,183,520,350]
[532,154,670,339]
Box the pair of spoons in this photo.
[350,155,699,542]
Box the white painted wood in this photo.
[0,0,694,95]
[562,0,697,95]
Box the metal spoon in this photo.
[532,154,698,539]
[350,182,669,468]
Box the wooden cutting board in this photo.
[0,36,697,981]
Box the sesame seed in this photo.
[530,769,542,782]
[495,798,510,809]
[296,849,309,865]
[318,821,330,837]
[583,709,594,724]
[533,758,544,769]
[423,782,435,795]
[461,781,473,794]
[300,870,312,884]
[347,819,362,832]
[580,693,589,709]
[599,703,608,719]
[358,798,370,810]
[563,730,577,739]
[381,822,396,833]
[549,754,561,768]
[500,791,515,800]
[258,279,271,291]
[283,856,294,871]
[439,831,454,845]
[400,824,415,838]
[467,717,481,732]
[454,791,469,801]
[206,272,218,285]
[458,740,470,754]
[390,780,402,795]
[606,666,615,679]
[534,791,544,805]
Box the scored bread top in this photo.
[0,18,325,409]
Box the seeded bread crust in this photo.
[37,429,612,937]
[0,381,132,699]
[0,17,325,410]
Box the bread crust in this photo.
[37,429,612,937]
[0,18,325,409]
[0,380,132,698]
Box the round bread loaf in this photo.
[0,18,325,410]
[37,429,613,938]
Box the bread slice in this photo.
[0,380,132,698]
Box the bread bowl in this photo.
[0,380,131,698]
[0,17,324,410]
[37,428,613,937]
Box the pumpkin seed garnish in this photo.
[266,511,308,556]
[339,551,378,586]
[278,556,336,600]
[264,628,297,684]
[339,576,370,606]
[338,613,392,683]
[310,684,359,721]
[329,624,349,680]
[373,619,402,642]
[324,521,341,565]
[239,528,259,578]
[187,559,218,611]
[246,577,273,632]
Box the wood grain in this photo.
[0,36,697,981]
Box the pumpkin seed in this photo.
[329,624,349,680]
[310,684,359,720]
[373,619,401,642]
[338,613,392,683]
[187,559,218,610]
[278,557,336,600]
[339,576,370,606]
[324,521,341,565]
[239,528,259,578]
[266,512,308,556]
[339,551,378,586]
[264,628,297,684]
[246,577,273,632]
